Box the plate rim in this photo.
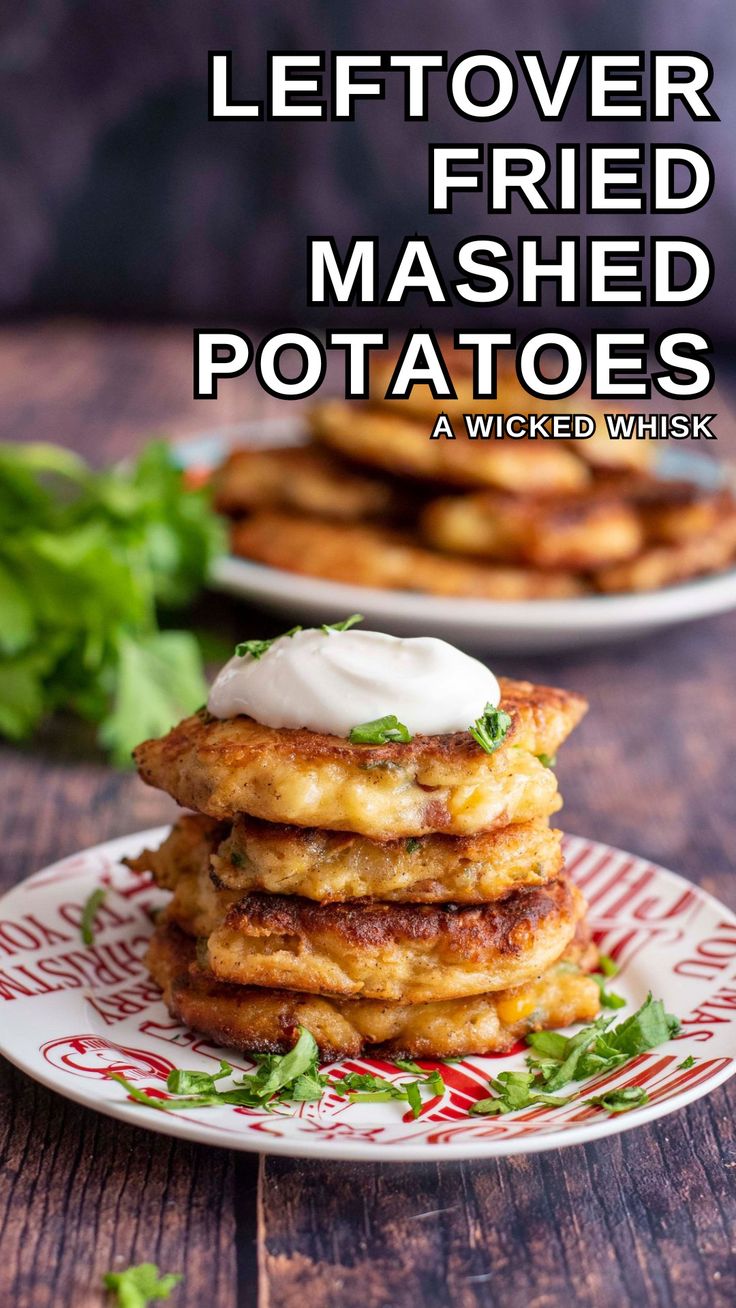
[0,826,734,1162]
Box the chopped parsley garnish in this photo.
[677,1055,695,1070]
[80,887,106,946]
[405,838,422,854]
[110,1029,329,1112]
[349,714,412,744]
[103,1262,182,1307]
[536,752,557,768]
[584,1086,650,1114]
[470,1070,572,1115]
[109,1035,445,1121]
[235,615,364,659]
[331,1065,445,1118]
[471,993,679,1116]
[235,625,302,660]
[468,704,512,755]
[591,962,627,1010]
[321,613,364,634]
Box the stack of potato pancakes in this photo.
[214,345,736,597]
[131,672,600,1061]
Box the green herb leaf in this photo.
[591,973,627,1010]
[585,1085,650,1114]
[677,1055,695,1070]
[598,954,619,977]
[405,838,422,854]
[405,1080,422,1118]
[166,1060,232,1095]
[321,613,364,634]
[235,626,302,659]
[80,887,106,946]
[468,704,512,755]
[392,1059,425,1075]
[470,1071,572,1115]
[349,714,412,744]
[99,631,208,767]
[536,752,557,768]
[103,1261,182,1308]
[0,440,221,765]
[255,1027,319,1098]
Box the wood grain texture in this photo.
[0,322,735,1307]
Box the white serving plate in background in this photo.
[177,420,736,653]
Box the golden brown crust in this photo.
[199,877,586,1002]
[132,678,585,837]
[310,399,591,494]
[212,444,398,520]
[147,921,600,1060]
[216,815,563,903]
[124,813,228,890]
[421,487,644,570]
[230,511,587,600]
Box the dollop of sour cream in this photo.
[207,628,500,737]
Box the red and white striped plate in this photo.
[0,829,734,1161]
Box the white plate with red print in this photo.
[0,829,734,1162]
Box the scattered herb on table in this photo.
[103,1262,182,1308]
[0,440,224,765]
[80,886,106,945]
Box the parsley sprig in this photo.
[349,714,412,744]
[235,626,302,660]
[103,1262,182,1307]
[80,886,106,946]
[235,614,364,660]
[468,704,512,755]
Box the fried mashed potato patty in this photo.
[169,875,586,1003]
[129,813,564,904]
[147,921,601,1060]
[133,678,586,838]
[212,444,398,521]
[595,505,736,593]
[311,400,591,494]
[230,512,585,600]
[422,488,644,571]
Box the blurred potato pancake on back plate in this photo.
[230,512,585,599]
[311,399,590,494]
[133,677,586,839]
[148,921,600,1060]
[422,487,644,570]
[212,444,399,520]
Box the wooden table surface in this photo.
[1,321,735,1308]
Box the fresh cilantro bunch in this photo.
[0,441,224,765]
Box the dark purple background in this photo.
[1,1,732,346]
